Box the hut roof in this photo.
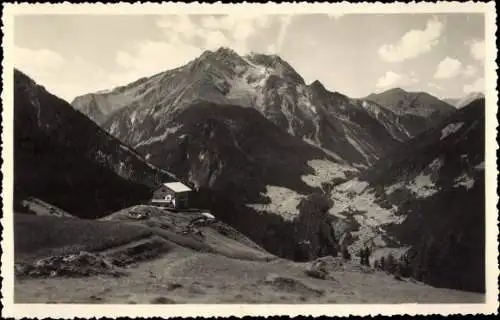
[163,182,192,193]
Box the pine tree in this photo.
[379,256,386,271]
[342,247,351,260]
[385,252,397,274]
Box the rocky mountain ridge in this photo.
[72,47,455,166]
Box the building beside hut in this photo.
[151,182,192,209]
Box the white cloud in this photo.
[204,30,230,49]
[156,15,204,42]
[275,15,292,54]
[468,39,485,63]
[15,15,293,102]
[266,44,277,54]
[15,47,66,77]
[114,40,202,82]
[434,57,462,79]
[462,64,478,78]
[14,46,123,102]
[463,77,485,93]
[376,71,402,88]
[110,15,279,85]
[428,82,444,91]
[378,17,444,63]
[197,15,272,54]
[409,71,419,83]
[376,71,420,89]
[108,15,288,93]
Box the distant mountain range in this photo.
[444,92,485,109]
[363,87,456,137]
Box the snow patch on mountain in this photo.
[385,181,405,195]
[440,122,464,140]
[246,185,305,220]
[135,124,183,148]
[336,178,370,194]
[129,110,139,125]
[297,85,317,115]
[302,138,344,162]
[224,59,272,108]
[407,173,439,198]
[474,161,485,170]
[428,157,444,171]
[453,173,475,190]
[225,76,256,108]
[346,135,372,163]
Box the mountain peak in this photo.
[199,47,241,61]
[310,80,327,92]
[214,46,240,57]
[385,87,407,95]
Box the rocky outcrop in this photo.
[15,251,126,278]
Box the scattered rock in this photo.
[188,284,205,295]
[150,296,176,304]
[264,273,324,296]
[394,274,404,281]
[17,251,126,278]
[167,282,183,290]
[89,295,103,302]
[305,267,328,280]
[304,256,343,281]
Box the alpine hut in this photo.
[151,182,192,209]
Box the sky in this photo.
[14,13,485,102]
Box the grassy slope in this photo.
[14,214,153,263]
[14,210,484,304]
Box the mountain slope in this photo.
[129,101,355,258]
[14,69,177,218]
[363,88,456,137]
[72,48,405,166]
[329,99,485,293]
